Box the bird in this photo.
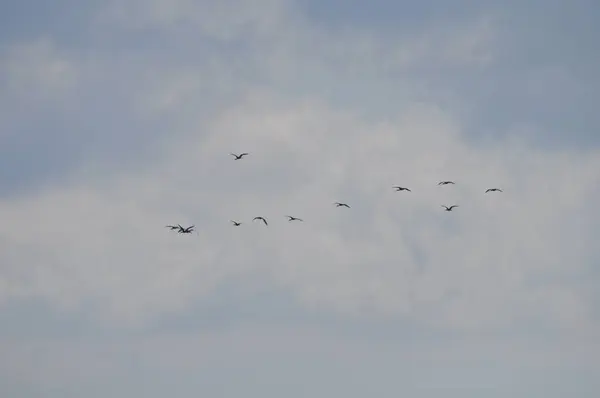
[334,202,350,208]
[231,220,242,226]
[178,225,195,233]
[230,152,249,160]
[253,216,268,226]
[485,188,503,193]
[286,216,303,222]
[393,186,411,192]
[166,224,187,232]
[441,205,459,211]
[438,181,455,185]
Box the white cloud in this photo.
[0,0,597,336]
[2,1,600,396]
[1,86,598,332]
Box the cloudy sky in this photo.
[1,0,599,396]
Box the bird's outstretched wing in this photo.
[253,217,268,225]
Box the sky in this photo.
[0,0,599,396]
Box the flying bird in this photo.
[231,220,242,226]
[230,152,249,160]
[393,186,411,192]
[441,205,459,211]
[334,202,350,208]
[253,216,268,226]
[438,181,455,185]
[485,188,503,193]
[286,216,303,222]
[178,225,195,233]
[165,225,181,230]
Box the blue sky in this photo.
[1,0,599,397]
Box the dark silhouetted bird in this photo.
[178,225,195,233]
[230,153,249,160]
[441,205,459,211]
[393,186,411,192]
[253,216,268,226]
[438,181,455,185]
[334,202,350,208]
[286,216,303,222]
[485,188,503,193]
[231,220,242,226]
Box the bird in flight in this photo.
[286,216,303,222]
[485,188,503,193]
[166,224,191,233]
[438,181,455,185]
[334,202,350,208]
[441,205,459,211]
[253,216,268,226]
[231,220,242,226]
[178,225,195,233]
[393,186,411,192]
[230,152,249,160]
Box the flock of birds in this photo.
[165,152,504,234]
